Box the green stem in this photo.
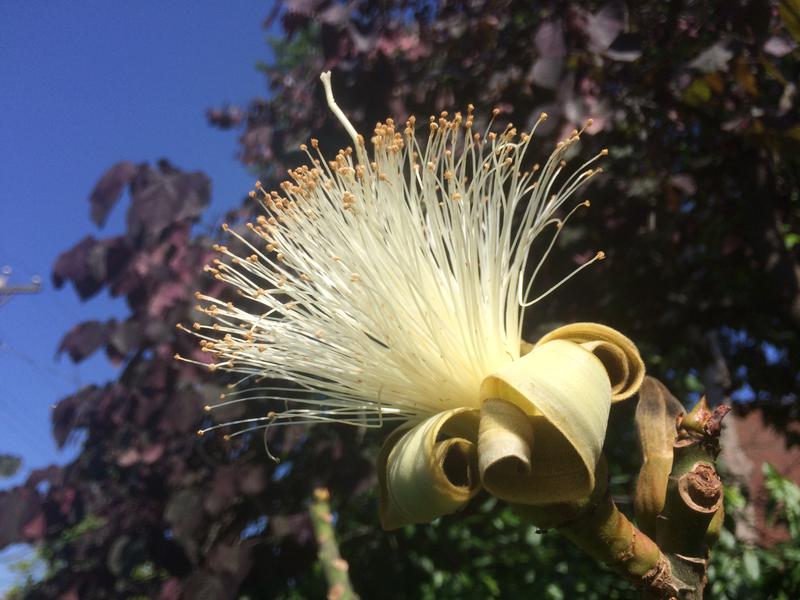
[559,493,673,592]
[515,390,730,600]
[651,397,729,600]
[309,488,359,600]
[515,459,677,598]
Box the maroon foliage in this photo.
[0,487,41,547]
[58,320,110,363]
[127,160,210,243]
[89,161,138,227]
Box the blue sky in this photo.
[0,1,273,589]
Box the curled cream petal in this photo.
[535,322,645,402]
[377,408,480,530]
[634,376,685,536]
[479,340,611,503]
[478,399,535,493]
[478,399,534,476]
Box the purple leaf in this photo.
[585,1,626,51]
[58,320,111,363]
[158,578,183,600]
[52,386,101,448]
[319,3,350,26]
[117,449,140,468]
[89,236,131,285]
[532,19,565,88]
[534,20,565,58]
[204,467,237,515]
[106,319,143,361]
[182,572,230,600]
[764,36,796,57]
[52,236,131,300]
[52,236,103,298]
[89,161,139,227]
[25,465,63,488]
[689,42,734,73]
[283,0,325,17]
[140,443,164,464]
[240,126,274,165]
[206,106,245,129]
[22,513,45,540]
[530,58,564,89]
[0,486,41,547]
[238,464,268,496]
[147,281,187,318]
[668,174,697,196]
[208,543,253,581]
[128,161,211,242]
[164,490,204,560]
[158,389,204,435]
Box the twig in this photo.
[309,488,360,600]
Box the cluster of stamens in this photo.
[176,73,607,441]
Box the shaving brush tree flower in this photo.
[177,73,727,599]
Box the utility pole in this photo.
[0,265,41,307]
[0,266,41,477]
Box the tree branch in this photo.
[309,488,360,600]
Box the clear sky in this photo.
[0,1,273,589]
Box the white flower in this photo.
[178,72,606,438]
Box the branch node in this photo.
[679,464,722,513]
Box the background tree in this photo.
[2,1,799,598]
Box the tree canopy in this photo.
[3,1,800,598]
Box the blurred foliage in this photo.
[0,454,22,478]
[707,464,800,600]
[2,0,800,598]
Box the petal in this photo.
[377,408,480,530]
[633,376,685,536]
[535,322,645,402]
[479,340,611,503]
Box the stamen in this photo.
[521,251,607,308]
[320,71,361,153]
[178,74,607,435]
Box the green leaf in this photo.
[779,1,800,43]
[784,233,800,249]
[0,454,22,478]
[683,79,712,106]
[743,549,761,582]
